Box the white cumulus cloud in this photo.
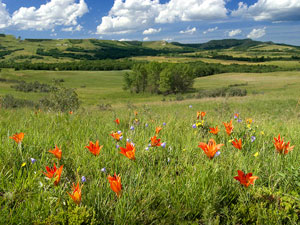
[11,0,88,30]
[143,37,150,41]
[203,26,218,34]
[119,38,132,41]
[180,27,197,34]
[232,0,300,21]
[228,29,242,37]
[247,27,266,39]
[156,0,227,23]
[0,0,11,29]
[97,0,227,34]
[97,0,161,34]
[61,24,83,32]
[143,28,161,35]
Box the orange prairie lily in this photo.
[223,120,234,136]
[49,145,62,160]
[156,127,162,135]
[232,138,242,150]
[110,132,122,141]
[68,182,82,205]
[115,118,120,125]
[246,118,253,124]
[273,134,294,154]
[108,173,122,197]
[85,140,103,156]
[197,111,206,120]
[234,170,258,187]
[198,139,224,159]
[151,136,162,147]
[209,126,219,135]
[42,163,63,186]
[120,142,136,160]
[9,132,25,144]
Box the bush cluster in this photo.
[1,84,80,112]
[0,95,35,108]
[196,87,247,98]
[39,85,80,112]
[11,81,56,93]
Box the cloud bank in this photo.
[0,0,88,30]
[247,27,266,39]
[97,0,227,34]
[228,29,242,37]
[232,0,300,22]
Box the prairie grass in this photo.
[0,69,300,224]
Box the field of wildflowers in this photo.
[0,95,299,224]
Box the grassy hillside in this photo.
[0,69,300,224]
[1,34,299,66]
[1,69,300,106]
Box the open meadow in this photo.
[0,68,300,224]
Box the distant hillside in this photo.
[0,34,299,63]
[171,39,278,50]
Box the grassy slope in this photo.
[1,35,300,66]
[1,68,300,223]
[1,69,300,105]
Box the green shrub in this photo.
[11,81,56,93]
[229,187,300,224]
[35,205,96,225]
[0,94,35,108]
[196,87,247,99]
[227,88,247,97]
[39,85,80,112]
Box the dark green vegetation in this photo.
[124,62,195,94]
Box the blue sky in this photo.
[0,0,299,45]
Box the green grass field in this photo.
[1,69,300,224]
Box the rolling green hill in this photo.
[0,34,299,64]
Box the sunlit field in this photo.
[1,69,300,224]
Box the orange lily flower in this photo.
[156,127,162,135]
[223,120,234,136]
[9,132,25,144]
[234,170,258,187]
[120,142,136,160]
[246,118,253,124]
[69,111,73,115]
[85,140,103,156]
[209,126,219,135]
[49,145,62,160]
[151,136,162,147]
[115,118,120,125]
[42,163,63,186]
[68,182,82,205]
[108,173,122,197]
[234,113,239,118]
[134,111,138,116]
[232,138,242,150]
[273,134,294,154]
[197,111,206,120]
[198,139,224,159]
[110,132,122,141]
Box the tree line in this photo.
[0,59,133,71]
